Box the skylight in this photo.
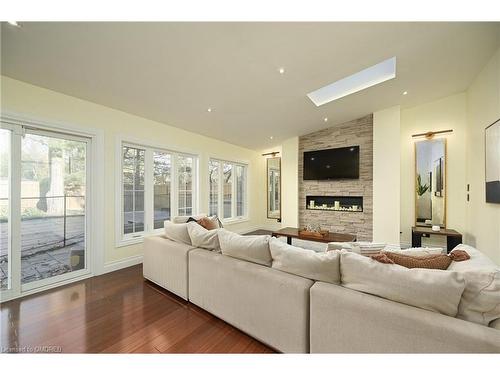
[307,57,396,106]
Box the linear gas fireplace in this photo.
[306,195,363,212]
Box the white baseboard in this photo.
[101,254,144,274]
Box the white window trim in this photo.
[115,137,199,247]
[209,158,248,225]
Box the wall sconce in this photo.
[412,129,453,139]
[262,151,280,157]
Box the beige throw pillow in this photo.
[186,222,220,251]
[340,251,465,317]
[455,270,500,326]
[163,220,191,245]
[172,214,207,224]
[446,245,500,326]
[218,229,272,267]
[269,238,340,284]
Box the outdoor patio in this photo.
[0,215,85,288]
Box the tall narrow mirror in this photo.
[267,157,281,220]
[415,138,446,227]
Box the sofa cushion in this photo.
[187,222,220,251]
[218,229,272,266]
[269,238,340,284]
[163,220,191,245]
[340,251,465,317]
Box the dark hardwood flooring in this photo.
[0,265,274,353]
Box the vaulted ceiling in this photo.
[2,22,499,149]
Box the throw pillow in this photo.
[163,220,191,245]
[340,250,465,317]
[197,216,220,230]
[381,252,452,270]
[388,247,445,256]
[172,214,207,224]
[218,229,272,266]
[269,238,340,284]
[186,222,220,251]
[455,269,500,326]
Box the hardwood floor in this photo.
[0,265,274,353]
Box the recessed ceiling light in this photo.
[7,21,20,27]
[307,57,397,106]
[207,108,212,112]
[269,136,274,140]
[403,91,408,95]
[278,68,285,74]
[324,117,328,122]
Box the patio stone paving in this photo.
[0,215,85,288]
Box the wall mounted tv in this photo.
[303,146,360,180]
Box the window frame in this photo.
[209,158,248,224]
[116,139,199,247]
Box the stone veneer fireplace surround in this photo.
[298,115,373,241]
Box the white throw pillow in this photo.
[163,220,191,245]
[447,245,500,326]
[455,270,500,326]
[218,229,272,266]
[340,251,465,317]
[187,222,220,251]
[448,244,497,272]
[269,238,340,284]
[387,247,446,256]
[172,214,207,224]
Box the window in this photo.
[209,159,247,222]
[119,142,198,245]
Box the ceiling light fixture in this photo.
[403,91,408,95]
[7,21,20,27]
[269,136,274,140]
[278,68,285,74]
[324,117,328,122]
[207,108,212,112]
[307,57,397,106]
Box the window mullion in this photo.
[231,164,236,219]
[171,154,178,217]
[218,161,223,218]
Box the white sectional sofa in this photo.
[143,222,500,353]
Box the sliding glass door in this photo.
[0,122,91,298]
[0,129,11,290]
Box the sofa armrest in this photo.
[310,281,500,353]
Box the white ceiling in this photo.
[1,22,499,150]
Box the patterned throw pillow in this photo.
[377,252,452,270]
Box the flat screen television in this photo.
[303,146,360,180]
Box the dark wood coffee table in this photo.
[271,227,356,245]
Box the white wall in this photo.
[465,47,500,264]
[373,106,401,244]
[400,93,468,247]
[1,76,265,267]
[281,137,299,228]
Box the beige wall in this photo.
[281,137,299,228]
[465,47,500,264]
[1,76,265,265]
[400,93,468,247]
[373,106,401,244]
